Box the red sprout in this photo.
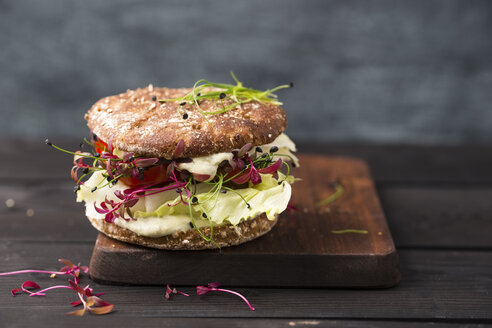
[11,281,41,296]
[107,135,114,153]
[165,284,190,300]
[94,180,188,222]
[196,282,255,311]
[134,158,159,167]
[2,259,113,316]
[232,156,262,185]
[257,158,282,174]
[173,139,185,158]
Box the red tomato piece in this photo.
[94,139,109,154]
[120,164,170,187]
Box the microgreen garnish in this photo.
[196,282,255,311]
[1,259,114,316]
[317,183,344,207]
[160,72,292,121]
[331,229,368,234]
[48,130,295,246]
[165,284,190,300]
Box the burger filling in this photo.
[72,133,298,243]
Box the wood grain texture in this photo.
[88,155,399,287]
[379,186,492,248]
[0,317,484,328]
[0,242,491,320]
[300,143,492,184]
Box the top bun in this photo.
[85,85,287,159]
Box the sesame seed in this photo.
[152,96,157,101]
[180,102,186,106]
[91,187,97,192]
[219,93,226,99]
[5,198,15,208]
[202,213,207,218]
[182,113,188,119]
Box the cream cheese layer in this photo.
[176,133,298,179]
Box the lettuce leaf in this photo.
[135,173,292,225]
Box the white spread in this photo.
[177,152,234,178]
[177,133,298,179]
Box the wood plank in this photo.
[2,182,492,248]
[0,316,484,328]
[89,155,399,287]
[1,138,76,180]
[0,242,491,320]
[300,142,492,184]
[379,186,492,248]
[3,139,492,183]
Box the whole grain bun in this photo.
[88,213,278,250]
[86,85,287,159]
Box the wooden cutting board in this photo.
[89,154,400,288]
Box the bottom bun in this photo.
[88,213,278,250]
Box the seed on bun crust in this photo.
[86,86,288,159]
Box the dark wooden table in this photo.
[1,140,491,327]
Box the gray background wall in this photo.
[1,0,491,144]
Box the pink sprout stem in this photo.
[77,290,87,307]
[131,182,188,197]
[0,270,67,277]
[29,285,74,297]
[211,288,255,311]
[177,291,190,297]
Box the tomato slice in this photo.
[223,167,247,182]
[120,164,170,188]
[94,139,109,154]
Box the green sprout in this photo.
[160,72,293,122]
[317,183,345,207]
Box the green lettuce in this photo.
[135,173,293,225]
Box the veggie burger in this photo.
[49,75,298,249]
